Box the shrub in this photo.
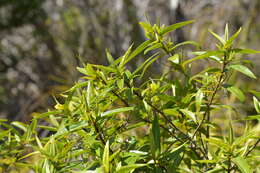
[0,20,260,173]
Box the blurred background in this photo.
[0,0,259,122]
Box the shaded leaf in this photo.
[151,115,161,158]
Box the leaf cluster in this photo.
[1,21,260,173]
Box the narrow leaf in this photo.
[232,48,260,54]
[101,107,134,117]
[170,41,200,51]
[144,43,162,55]
[253,96,260,114]
[196,89,203,112]
[209,29,225,45]
[224,23,229,41]
[179,109,197,123]
[244,115,260,120]
[163,109,179,116]
[160,20,194,35]
[229,64,256,79]
[226,27,241,46]
[115,164,147,173]
[11,121,27,132]
[106,49,114,65]
[182,50,223,66]
[125,40,152,64]
[232,156,252,173]
[226,85,245,102]
[151,115,161,158]
[103,141,110,173]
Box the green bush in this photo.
[0,20,260,173]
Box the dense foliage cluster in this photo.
[0,21,260,173]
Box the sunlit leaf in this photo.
[226,85,245,102]
[228,64,256,79]
[232,48,260,54]
[115,164,147,173]
[179,109,197,123]
[209,29,225,45]
[101,107,134,117]
[103,141,110,173]
[232,157,252,173]
[160,20,194,35]
[182,50,223,66]
[144,43,162,55]
[11,121,27,132]
[253,96,260,114]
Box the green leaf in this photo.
[226,27,241,47]
[32,110,62,119]
[205,138,230,150]
[253,96,260,114]
[119,44,133,69]
[228,121,234,144]
[11,121,27,132]
[103,141,110,173]
[206,167,224,173]
[18,151,40,160]
[168,54,180,64]
[101,107,134,117]
[224,23,229,41]
[244,115,260,120]
[163,108,179,116]
[67,81,89,92]
[125,40,152,64]
[196,89,203,112]
[232,156,252,173]
[151,115,161,158]
[249,90,260,99]
[133,53,160,77]
[232,48,260,54]
[76,67,88,75]
[86,81,92,108]
[182,50,223,66]
[179,109,197,123]
[35,135,43,149]
[228,64,256,79]
[170,41,200,51]
[139,22,153,33]
[144,43,162,55]
[226,85,245,102]
[106,49,115,65]
[93,64,117,73]
[140,55,161,78]
[76,64,96,78]
[209,29,225,45]
[160,20,194,35]
[115,164,147,173]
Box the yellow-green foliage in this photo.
[1,21,260,173]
